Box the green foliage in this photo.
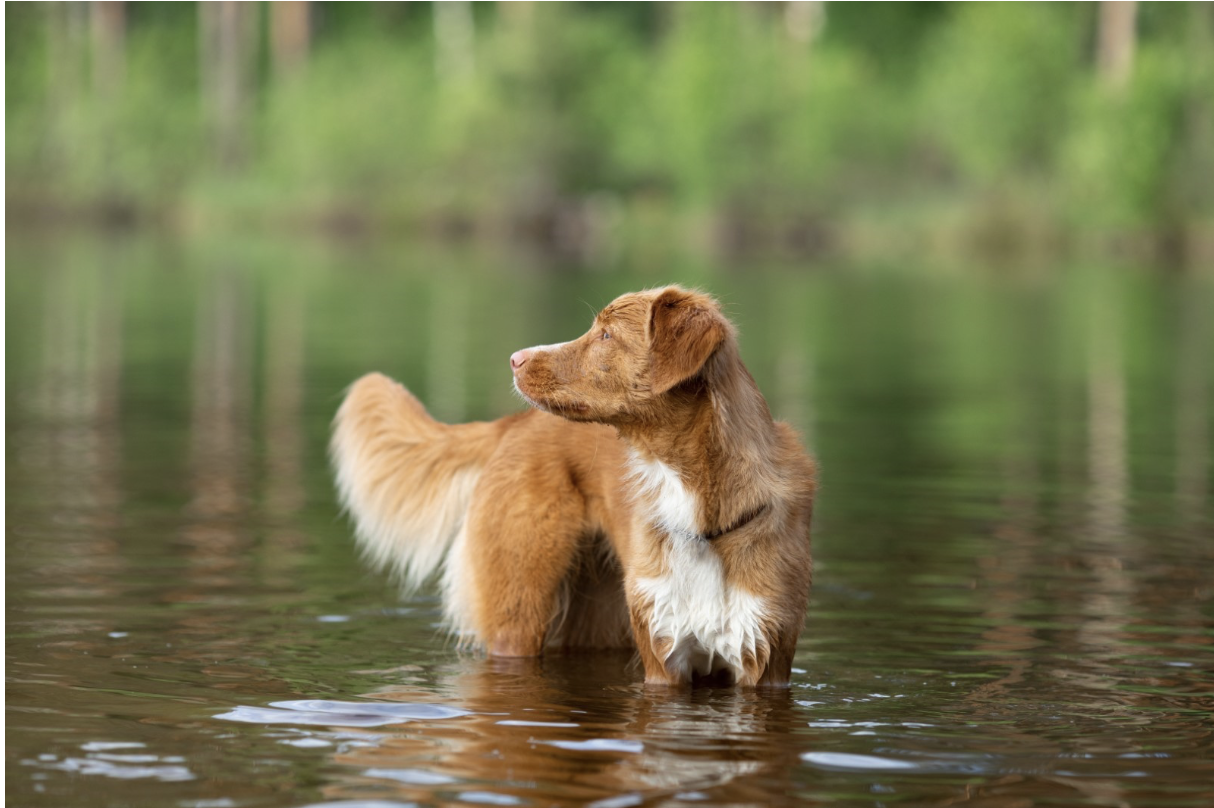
[918,2,1084,182]
[5,1,1212,249]
[1065,42,1211,227]
[263,36,435,197]
[101,31,204,199]
[6,8,201,203]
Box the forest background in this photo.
[6,2,1213,265]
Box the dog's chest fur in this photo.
[628,453,768,680]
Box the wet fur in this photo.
[331,286,816,686]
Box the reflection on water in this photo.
[185,267,254,592]
[6,234,1214,807]
[1176,286,1210,526]
[208,658,811,805]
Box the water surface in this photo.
[6,233,1213,807]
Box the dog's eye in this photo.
[601,330,611,341]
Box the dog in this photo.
[331,286,816,686]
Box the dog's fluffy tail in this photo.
[331,372,509,593]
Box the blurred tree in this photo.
[784,0,825,45]
[6,0,1210,257]
[90,2,124,100]
[199,1,256,172]
[435,0,475,83]
[919,3,1084,182]
[1097,1,1137,93]
[823,2,945,80]
[1176,2,1214,253]
[271,1,310,79]
[90,2,124,189]
[46,2,90,164]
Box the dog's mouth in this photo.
[512,381,590,417]
[544,400,590,416]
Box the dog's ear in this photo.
[647,287,728,394]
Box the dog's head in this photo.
[510,286,733,424]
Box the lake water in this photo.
[6,232,1213,807]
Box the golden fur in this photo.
[331,286,816,686]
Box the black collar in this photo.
[696,503,769,541]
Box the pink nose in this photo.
[510,349,532,371]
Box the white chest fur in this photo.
[627,453,769,681]
[633,534,768,680]
[627,452,701,537]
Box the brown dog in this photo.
[331,286,816,686]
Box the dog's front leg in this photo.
[752,625,798,687]
[626,608,687,687]
[634,641,684,687]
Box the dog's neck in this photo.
[619,342,779,535]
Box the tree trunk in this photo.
[199,1,257,172]
[434,0,475,84]
[1178,2,1214,250]
[90,1,124,101]
[270,1,310,79]
[784,1,825,45]
[1097,1,1137,93]
[46,1,90,161]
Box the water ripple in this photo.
[539,738,645,753]
[215,699,470,728]
[23,754,194,782]
[801,751,920,772]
